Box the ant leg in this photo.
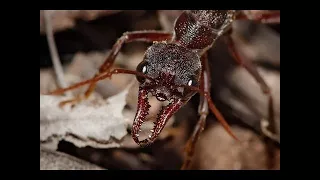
[181,53,210,170]
[237,10,280,24]
[53,31,173,107]
[48,68,153,96]
[224,34,278,142]
[181,53,239,170]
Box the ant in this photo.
[47,10,280,170]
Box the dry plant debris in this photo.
[192,124,278,170]
[40,147,105,170]
[40,82,134,150]
[40,10,122,34]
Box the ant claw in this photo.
[58,98,79,109]
[261,119,280,143]
[71,104,77,109]
[58,101,68,108]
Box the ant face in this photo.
[136,42,201,102]
[132,42,202,146]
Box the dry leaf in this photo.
[40,82,134,150]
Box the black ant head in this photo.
[131,42,202,146]
[137,42,202,101]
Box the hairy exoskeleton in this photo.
[46,10,280,170]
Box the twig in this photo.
[44,10,72,97]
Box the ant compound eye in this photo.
[142,66,147,74]
[136,61,148,83]
[137,61,148,74]
[187,77,198,87]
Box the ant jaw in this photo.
[131,87,184,147]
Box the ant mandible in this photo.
[47,10,280,170]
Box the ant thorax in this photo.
[173,10,236,50]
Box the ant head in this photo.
[131,42,202,146]
[136,42,201,102]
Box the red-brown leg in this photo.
[180,105,208,170]
[181,53,210,170]
[181,53,238,170]
[237,10,280,24]
[224,34,277,141]
[47,68,154,95]
[52,31,173,107]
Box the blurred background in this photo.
[40,10,280,170]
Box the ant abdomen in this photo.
[173,10,236,50]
